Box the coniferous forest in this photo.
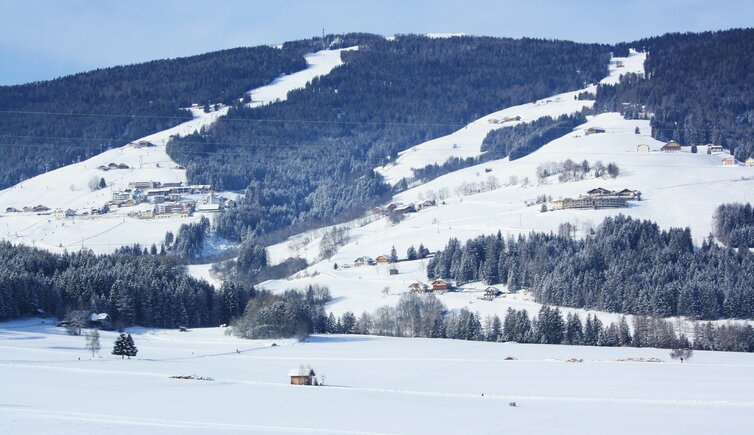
[427,215,754,320]
[596,28,754,161]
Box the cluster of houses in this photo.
[372,199,437,216]
[487,115,521,125]
[128,140,156,148]
[554,187,641,210]
[5,204,51,214]
[638,141,754,166]
[97,162,130,171]
[409,279,456,294]
[106,181,233,219]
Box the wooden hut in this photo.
[661,141,682,152]
[289,368,316,385]
[722,157,736,166]
[375,255,391,264]
[409,282,430,293]
[483,286,502,300]
[636,144,650,153]
[431,279,454,293]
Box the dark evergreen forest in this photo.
[427,215,754,320]
[0,46,307,189]
[597,28,754,161]
[169,35,611,242]
[713,203,754,248]
[0,241,254,327]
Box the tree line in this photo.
[0,241,254,328]
[713,203,754,248]
[325,293,754,352]
[426,215,754,320]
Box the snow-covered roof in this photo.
[89,313,110,321]
[288,368,315,377]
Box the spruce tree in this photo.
[112,333,129,359]
[125,334,138,358]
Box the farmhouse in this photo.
[5,207,19,213]
[419,199,436,209]
[431,279,454,293]
[52,208,75,219]
[32,205,50,212]
[746,157,754,167]
[615,189,641,200]
[585,127,606,135]
[354,256,376,267]
[289,368,316,385]
[129,181,160,190]
[722,157,737,166]
[394,203,417,214]
[155,202,193,218]
[661,141,682,152]
[586,187,614,196]
[707,144,724,153]
[375,255,391,264]
[112,190,133,202]
[409,282,430,293]
[637,144,651,153]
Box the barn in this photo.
[661,141,682,152]
[637,144,650,153]
[375,255,391,264]
[409,282,430,293]
[289,368,316,385]
[431,279,454,292]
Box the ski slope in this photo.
[375,50,646,184]
[0,47,356,254]
[2,319,753,434]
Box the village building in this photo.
[615,189,641,200]
[585,127,606,135]
[637,144,651,153]
[354,256,376,267]
[431,279,454,293]
[661,140,682,152]
[89,313,112,330]
[375,255,391,264]
[722,157,737,166]
[483,286,502,300]
[554,196,628,210]
[586,187,614,196]
[386,202,400,211]
[707,144,724,153]
[53,208,75,219]
[189,185,212,194]
[288,368,316,385]
[389,267,399,275]
[155,202,192,218]
[409,282,430,293]
[419,199,436,209]
[32,205,50,212]
[129,181,160,190]
[22,206,33,213]
[746,157,754,167]
[5,207,19,213]
[394,203,416,214]
[112,190,133,202]
[196,192,222,212]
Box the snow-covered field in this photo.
[1,318,753,434]
[0,47,356,254]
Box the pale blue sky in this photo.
[1,0,751,85]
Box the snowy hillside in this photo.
[0,47,356,254]
[2,319,753,434]
[375,49,646,184]
[260,48,751,323]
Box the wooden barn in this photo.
[289,368,316,385]
[375,255,391,264]
[431,279,454,293]
[585,126,605,135]
[354,256,376,267]
[722,157,737,166]
[661,141,682,152]
[409,282,430,293]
